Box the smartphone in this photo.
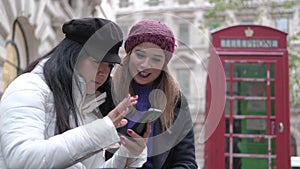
[127,108,162,137]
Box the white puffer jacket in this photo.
[0,59,146,169]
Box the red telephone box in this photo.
[204,25,290,169]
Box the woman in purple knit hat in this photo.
[109,19,198,169]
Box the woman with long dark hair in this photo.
[0,18,150,169]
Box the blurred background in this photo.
[0,0,300,168]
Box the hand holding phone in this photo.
[127,108,162,137]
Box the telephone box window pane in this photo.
[226,83,230,95]
[245,119,267,135]
[226,98,273,117]
[233,100,239,115]
[239,136,269,154]
[225,100,229,115]
[226,119,229,133]
[234,82,266,97]
[233,138,242,153]
[234,63,266,78]
[271,82,275,97]
[233,119,267,134]
[271,101,275,116]
[234,119,241,133]
[270,64,274,78]
[237,139,276,167]
[225,63,230,78]
[246,82,265,96]
[239,157,275,169]
[239,100,267,115]
[235,81,274,97]
[272,139,276,154]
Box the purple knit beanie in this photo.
[124,20,175,63]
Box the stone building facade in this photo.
[0,0,116,93]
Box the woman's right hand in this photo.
[107,94,138,128]
[119,123,151,156]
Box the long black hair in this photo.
[23,38,83,134]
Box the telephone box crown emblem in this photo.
[245,27,254,37]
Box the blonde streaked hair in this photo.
[112,54,180,131]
